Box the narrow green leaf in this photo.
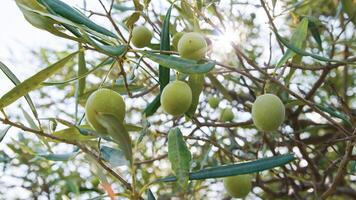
[21,107,39,130]
[142,52,215,74]
[207,73,233,102]
[157,153,295,182]
[275,30,352,64]
[124,12,140,28]
[341,0,356,26]
[186,74,204,117]
[143,95,161,117]
[0,61,38,118]
[125,123,143,132]
[77,45,87,96]
[81,32,126,56]
[276,18,309,68]
[42,57,113,86]
[65,180,80,195]
[38,0,117,38]
[159,5,172,91]
[0,152,11,163]
[15,0,79,42]
[147,189,156,200]
[0,126,11,143]
[52,125,96,141]
[316,104,352,127]
[133,0,144,11]
[96,113,133,163]
[100,146,129,167]
[272,0,277,9]
[137,118,150,144]
[168,128,192,190]
[0,51,78,109]
[143,5,172,117]
[307,17,323,51]
[37,148,79,161]
[350,161,356,174]
[113,4,135,11]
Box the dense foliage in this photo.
[0,0,355,199]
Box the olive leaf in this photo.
[37,0,117,38]
[15,0,79,41]
[157,153,296,182]
[186,74,205,118]
[95,113,133,163]
[0,51,78,109]
[147,189,156,200]
[168,127,192,190]
[0,61,38,119]
[144,5,172,117]
[52,125,96,142]
[141,52,215,74]
[100,145,129,167]
[0,126,11,143]
[36,148,80,161]
[276,18,308,68]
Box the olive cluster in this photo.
[85,29,286,198]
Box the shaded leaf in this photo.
[307,17,323,51]
[0,51,78,109]
[147,189,156,200]
[143,95,161,117]
[96,113,132,163]
[100,145,129,167]
[276,18,309,67]
[0,126,11,143]
[168,128,192,190]
[186,74,204,118]
[316,104,352,127]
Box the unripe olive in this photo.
[220,108,234,122]
[172,32,185,50]
[177,32,207,61]
[85,88,125,134]
[208,97,220,109]
[223,174,252,198]
[160,81,192,116]
[251,94,285,132]
[131,26,152,48]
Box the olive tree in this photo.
[0,0,355,199]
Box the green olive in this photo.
[131,26,152,48]
[172,32,185,50]
[220,108,234,122]
[85,88,126,134]
[208,97,220,109]
[223,174,252,198]
[160,81,192,116]
[251,94,285,132]
[177,32,207,61]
